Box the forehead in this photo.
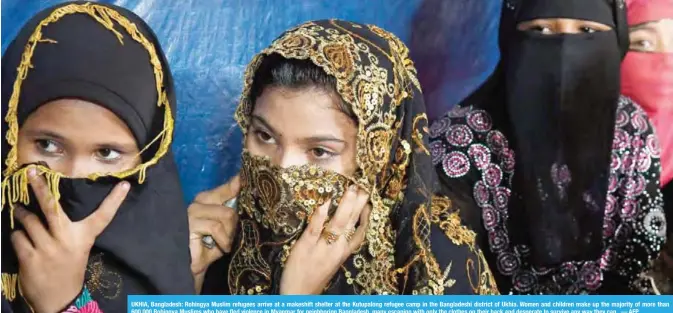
[252,87,355,138]
[631,18,673,29]
[22,99,136,145]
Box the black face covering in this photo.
[504,28,622,265]
[1,2,194,312]
[432,0,664,295]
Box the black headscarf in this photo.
[432,0,665,294]
[499,0,629,266]
[203,19,499,295]
[1,2,194,311]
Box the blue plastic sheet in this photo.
[2,0,500,201]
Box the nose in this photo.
[276,149,307,169]
[662,40,673,53]
[63,158,90,178]
[560,24,580,35]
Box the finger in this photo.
[302,201,329,243]
[189,236,224,274]
[195,175,240,205]
[27,168,67,231]
[326,186,359,233]
[347,204,371,254]
[189,203,238,228]
[14,206,52,247]
[189,216,235,252]
[188,203,238,244]
[11,230,35,262]
[345,189,369,230]
[83,181,130,237]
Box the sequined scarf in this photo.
[227,19,483,295]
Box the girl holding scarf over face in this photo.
[191,19,499,295]
[622,0,673,294]
[430,0,666,294]
[1,2,194,312]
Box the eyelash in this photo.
[253,130,338,161]
[528,25,598,34]
[580,26,597,33]
[531,25,553,34]
[254,130,276,144]
[34,139,125,163]
[36,139,63,156]
[95,148,124,163]
[310,147,337,160]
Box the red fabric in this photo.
[622,52,673,186]
[622,0,673,186]
[626,0,673,25]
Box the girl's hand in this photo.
[12,168,128,313]
[189,175,240,293]
[280,186,370,295]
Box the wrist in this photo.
[32,284,84,313]
[194,272,206,294]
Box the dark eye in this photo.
[631,39,655,51]
[36,139,63,155]
[310,147,335,160]
[580,26,597,33]
[95,148,122,162]
[531,25,553,34]
[254,130,275,144]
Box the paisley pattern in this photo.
[430,96,665,294]
[227,19,499,295]
[238,150,350,238]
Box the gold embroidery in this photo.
[1,273,17,301]
[430,196,476,248]
[1,3,174,227]
[385,140,410,200]
[238,150,351,237]
[401,205,444,295]
[322,42,356,80]
[234,20,407,294]
[430,196,499,295]
[412,114,430,155]
[85,253,122,299]
[228,219,272,294]
[233,19,490,295]
[474,250,500,295]
[442,262,457,288]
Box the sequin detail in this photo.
[430,97,665,294]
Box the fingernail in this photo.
[349,185,358,192]
[120,181,130,190]
[28,168,37,177]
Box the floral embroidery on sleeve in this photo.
[61,287,102,313]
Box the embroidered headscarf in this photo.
[1,2,194,311]
[430,0,665,294]
[215,19,498,295]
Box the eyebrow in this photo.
[24,128,137,152]
[630,22,657,31]
[251,115,279,135]
[250,114,346,145]
[23,129,66,141]
[302,135,346,145]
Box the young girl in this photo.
[189,19,500,295]
[430,0,665,294]
[1,2,193,312]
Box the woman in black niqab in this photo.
[430,0,665,294]
[1,2,194,312]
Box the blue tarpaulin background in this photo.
[2,0,501,202]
